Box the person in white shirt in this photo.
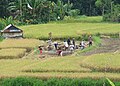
[80,40,85,50]
[63,40,68,50]
[48,39,52,46]
[69,44,74,52]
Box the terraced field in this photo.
[0,48,26,59]
[81,53,120,73]
[0,39,41,59]
[20,23,120,39]
[0,21,120,81]
[0,38,119,81]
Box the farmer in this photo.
[88,35,93,47]
[80,40,85,50]
[63,40,68,50]
[48,32,52,40]
[69,44,74,52]
[38,45,42,54]
[47,38,52,46]
[57,47,63,56]
[54,41,58,50]
[72,38,75,49]
[67,38,71,46]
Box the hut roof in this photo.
[1,24,23,33]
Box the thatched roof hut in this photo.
[1,24,23,38]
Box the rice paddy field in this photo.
[0,39,41,49]
[81,53,120,72]
[0,17,120,83]
[20,22,120,39]
[1,55,120,81]
[0,48,26,59]
[0,38,120,81]
[0,39,41,59]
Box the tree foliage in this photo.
[6,0,74,24]
[0,0,120,23]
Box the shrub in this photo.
[0,17,21,30]
[1,77,120,86]
[0,21,5,30]
[44,78,113,86]
[68,9,80,18]
[1,77,43,86]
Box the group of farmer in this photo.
[38,32,93,56]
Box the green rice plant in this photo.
[0,48,26,59]
[20,22,120,40]
[106,78,115,86]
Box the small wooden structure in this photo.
[1,24,23,38]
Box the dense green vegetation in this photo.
[1,77,120,86]
[0,0,76,24]
[53,16,103,23]
[0,0,120,27]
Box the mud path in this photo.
[82,38,120,56]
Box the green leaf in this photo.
[106,78,115,86]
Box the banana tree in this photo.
[26,0,53,23]
[7,0,26,20]
[54,0,73,20]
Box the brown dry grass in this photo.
[81,53,120,72]
[0,39,42,51]
[0,39,43,59]
[0,48,26,59]
[0,57,120,81]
